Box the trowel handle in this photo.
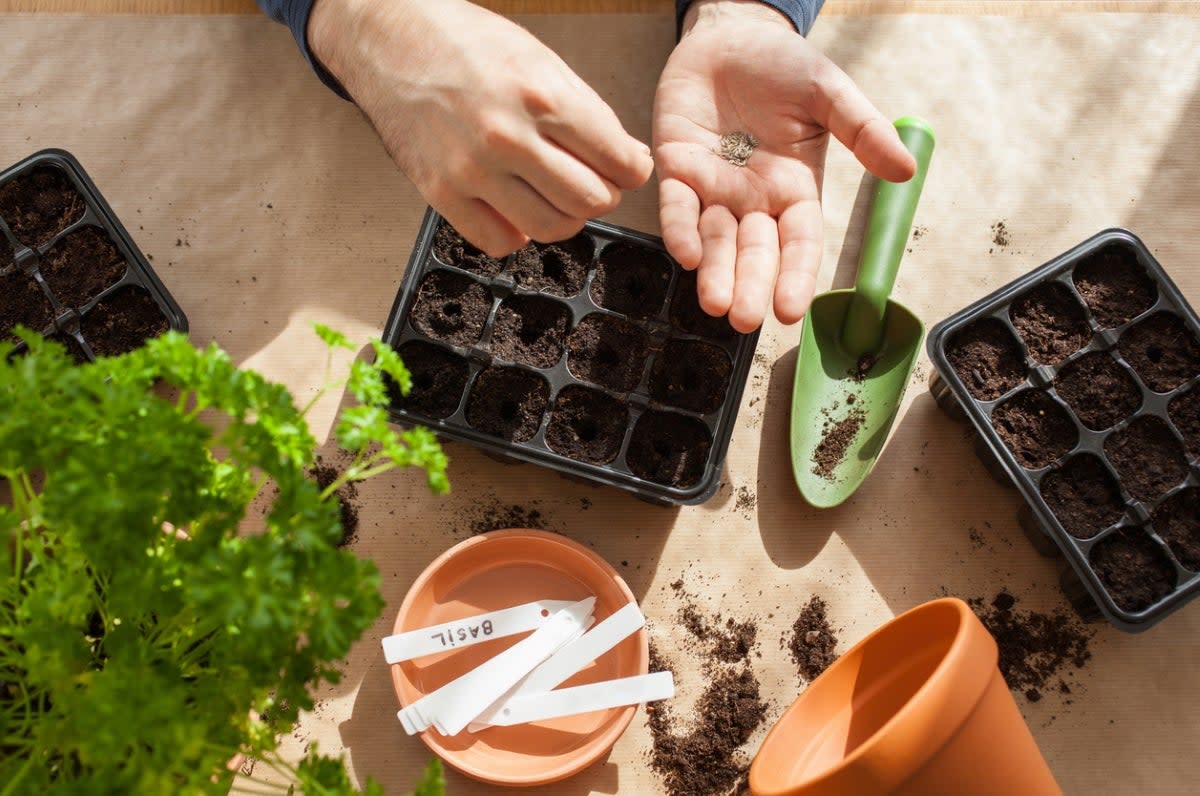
[841,116,935,358]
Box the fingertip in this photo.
[726,306,764,335]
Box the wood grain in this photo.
[0,1,1195,14]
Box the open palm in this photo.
[653,8,915,332]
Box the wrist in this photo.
[681,0,794,37]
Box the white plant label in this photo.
[381,599,578,664]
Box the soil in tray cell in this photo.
[945,317,1027,401]
[1040,453,1125,540]
[432,221,505,276]
[590,242,673,319]
[648,338,732,414]
[567,313,649,392]
[1089,527,1177,613]
[1118,312,1200,393]
[668,269,736,341]
[1168,386,1200,458]
[1,271,54,339]
[1053,351,1141,430]
[409,270,491,347]
[490,293,570,368]
[44,332,89,364]
[390,340,469,420]
[1071,242,1157,329]
[82,286,168,357]
[626,409,712,488]
[39,226,127,309]
[1009,281,1091,365]
[464,365,549,442]
[508,233,591,297]
[544,385,628,465]
[991,389,1077,469]
[1152,488,1200,572]
[0,165,86,248]
[1103,415,1189,503]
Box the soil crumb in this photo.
[787,596,839,682]
[717,131,758,167]
[647,642,768,796]
[679,604,758,665]
[968,592,1094,702]
[310,457,359,547]
[851,354,877,382]
[735,486,757,517]
[811,408,866,481]
[462,497,548,535]
[991,220,1010,248]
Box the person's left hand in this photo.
[653,0,917,333]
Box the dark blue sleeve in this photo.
[675,0,825,37]
[255,0,350,99]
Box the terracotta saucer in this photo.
[390,528,647,787]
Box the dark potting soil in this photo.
[508,233,591,297]
[544,385,627,464]
[0,165,86,248]
[1103,415,1188,502]
[946,317,1027,401]
[787,596,839,682]
[0,270,54,339]
[391,340,469,419]
[669,270,736,341]
[649,338,732,414]
[310,457,359,547]
[1152,488,1200,572]
[1039,454,1125,540]
[1089,527,1177,612]
[626,410,711,488]
[1118,312,1200,393]
[464,365,548,442]
[991,390,1077,469]
[1053,351,1141,430]
[566,313,648,392]
[679,604,757,665]
[83,287,168,357]
[409,270,491,347]
[44,332,89,364]
[490,293,569,368]
[811,408,866,481]
[463,498,548,535]
[1071,242,1157,329]
[590,242,673,319]
[1168,386,1200,457]
[1009,281,1091,365]
[646,642,767,796]
[968,592,1094,702]
[38,226,127,310]
[432,221,504,276]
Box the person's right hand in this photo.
[309,0,654,256]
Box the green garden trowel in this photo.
[789,116,935,508]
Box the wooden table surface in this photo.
[1,0,1197,14]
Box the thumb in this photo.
[808,61,916,183]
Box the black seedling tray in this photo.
[927,228,1200,632]
[381,207,760,505]
[0,149,187,361]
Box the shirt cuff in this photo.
[675,0,826,38]
[257,0,352,101]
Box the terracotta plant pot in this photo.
[748,598,1060,796]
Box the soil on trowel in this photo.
[811,407,866,481]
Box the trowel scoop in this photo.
[789,116,935,508]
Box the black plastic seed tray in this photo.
[927,229,1200,632]
[0,149,187,361]
[381,207,759,505]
